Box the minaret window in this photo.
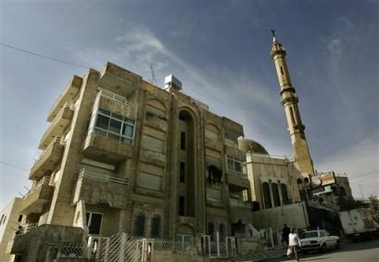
[280,66,284,75]
[290,107,297,125]
[180,132,186,150]
[179,162,185,183]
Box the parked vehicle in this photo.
[299,229,340,253]
[338,208,379,241]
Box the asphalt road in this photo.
[262,238,379,262]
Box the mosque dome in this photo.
[238,137,269,155]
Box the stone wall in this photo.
[11,225,84,262]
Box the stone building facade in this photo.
[10,62,257,260]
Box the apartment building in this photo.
[10,63,255,260]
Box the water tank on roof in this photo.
[164,75,182,91]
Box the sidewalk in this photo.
[231,246,286,262]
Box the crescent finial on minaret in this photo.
[271,29,277,42]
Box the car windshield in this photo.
[303,231,318,238]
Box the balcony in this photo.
[97,89,138,119]
[227,171,250,190]
[229,199,253,223]
[73,168,129,209]
[20,177,54,214]
[47,75,82,122]
[30,138,64,180]
[82,132,133,163]
[99,62,142,96]
[39,106,74,149]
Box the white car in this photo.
[299,229,340,253]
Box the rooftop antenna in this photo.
[148,64,157,85]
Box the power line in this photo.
[1,42,89,69]
[0,161,28,172]
[349,170,379,180]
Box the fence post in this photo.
[104,238,110,262]
[120,233,127,261]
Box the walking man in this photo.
[288,228,301,261]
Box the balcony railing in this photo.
[229,199,252,209]
[99,89,137,109]
[30,137,63,180]
[39,106,73,149]
[78,168,128,185]
[21,177,54,214]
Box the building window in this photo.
[208,222,215,240]
[150,215,161,238]
[142,135,163,152]
[134,213,146,237]
[281,184,289,204]
[340,187,346,196]
[272,183,280,207]
[262,182,272,209]
[180,132,186,150]
[137,172,162,191]
[86,212,102,235]
[227,157,243,175]
[90,108,135,144]
[179,196,185,216]
[180,162,185,183]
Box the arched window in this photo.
[134,213,145,237]
[150,215,161,238]
[281,184,289,204]
[262,182,272,209]
[272,183,280,207]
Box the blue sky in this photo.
[1,0,378,209]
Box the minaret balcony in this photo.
[73,168,129,209]
[20,176,54,214]
[39,106,74,149]
[47,75,82,122]
[29,137,64,180]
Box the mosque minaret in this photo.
[270,31,315,179]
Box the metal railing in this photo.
[79,168,129,185]
[99,89,137,109]
[229,199,253,209]
[23,176,52,199]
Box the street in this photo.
[263,239,379,262]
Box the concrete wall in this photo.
[11,225,84,262]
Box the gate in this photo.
[200,233,237,258]
[88,233,147,262]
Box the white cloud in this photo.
[316,134,379,198]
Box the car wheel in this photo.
[335,240,340,249]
